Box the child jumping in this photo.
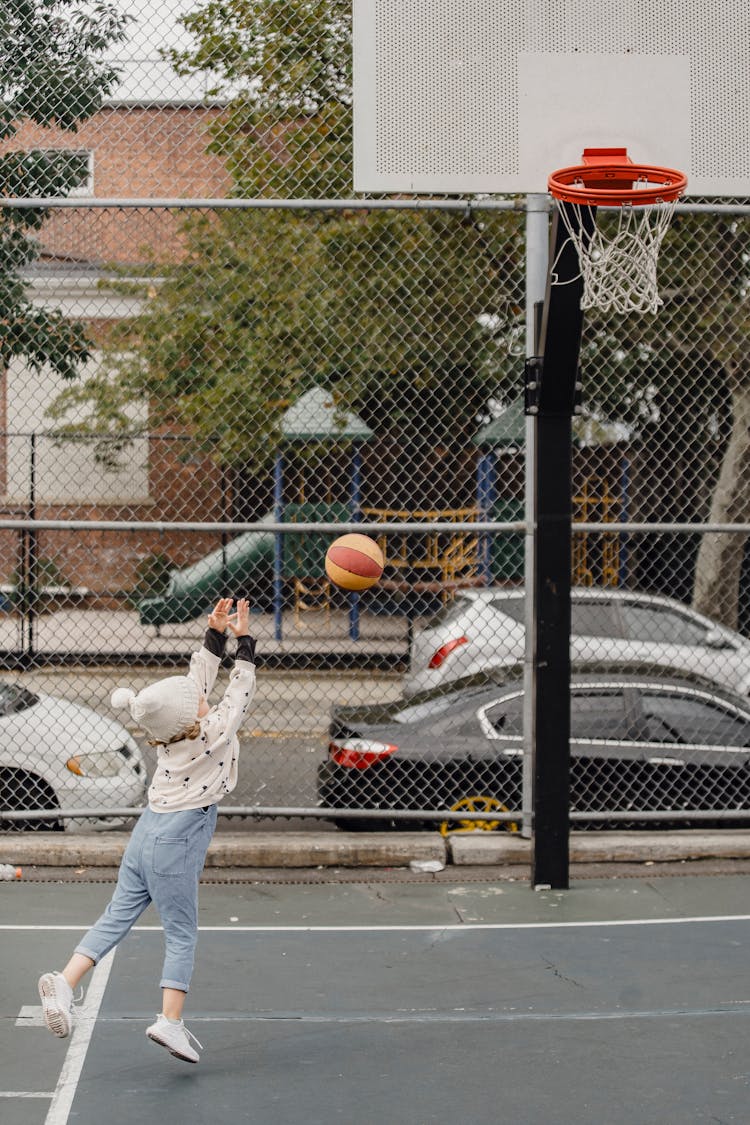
[37,596,256,1064]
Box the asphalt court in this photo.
[2,876,750,1124]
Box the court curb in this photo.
[4,829,750,870]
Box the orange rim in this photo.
[548,162,687,207]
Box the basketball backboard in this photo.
[353,0,750,196]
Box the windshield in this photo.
[0,682,38,716]
[392,683,498,724]
[421,598,472,630]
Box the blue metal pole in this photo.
[349,446,362,640]
[273,452,284,641]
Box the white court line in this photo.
[0,1091,54,1098]
[16,1004,44,1027]
[2,914,750,933]
[45,948,115,1125]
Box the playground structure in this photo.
[138,513,276,628]
[572,473,628,588]
[362,506,483,604]
[136,390,586,631]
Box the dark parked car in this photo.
[317,674,750,830]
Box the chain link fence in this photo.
[1,1,750,834]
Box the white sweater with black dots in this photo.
[148,629,256,813]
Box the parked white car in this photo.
[0,681,147,831]
[405,587,750,698]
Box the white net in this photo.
[551,198,678,315]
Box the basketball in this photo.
[325,533,384,591]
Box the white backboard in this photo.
[353,0,750,196]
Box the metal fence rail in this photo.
[2,1,750,838]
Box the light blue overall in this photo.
[75,804,217,991]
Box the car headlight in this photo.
[66,753,123,779]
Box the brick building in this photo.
[1,71,234,598]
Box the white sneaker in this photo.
[146,1014,202,1064]
[38,971,75,1038]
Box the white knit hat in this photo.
[111,676,200,743]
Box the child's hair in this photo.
[148,719,202,748]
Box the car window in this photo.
[393,684,494,724]
[483,694,524,736]
[491,596,525,623]
[570,689,633,739]
[639,691,750,747]
[421,597,472,630]
[494,598,624,637]
[483,687,632,740]
[619,604,709,646]
[570,601,623,638]
[0,682,37,716]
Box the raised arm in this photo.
[187,597,235,699]
[202,599,256,745]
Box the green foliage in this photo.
[9,554,71,614]
[0,1,131,380]
[51,203,523,467]
[167,0,353,198]
[126,551,174,608]
[56,1,524,465]
[579,210,749,453]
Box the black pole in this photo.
[529,202,595,889]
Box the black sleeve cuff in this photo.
[203,627,227,657]
[235,635,257,664]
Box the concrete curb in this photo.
[5,829,750,870]
[448,830,750,866]
[0,832,447,870]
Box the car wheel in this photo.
[439,795,519,836]
[0,768,63,832]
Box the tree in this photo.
[50,0,524,481]
[169,0,353,199]
[577,210,748,627]
[0,0,130,381]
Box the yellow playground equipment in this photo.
[572,476,622,588]
[361,506,483,602]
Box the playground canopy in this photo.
[280,386,374,443]
[472,397,525,450]
[139,389,374,627]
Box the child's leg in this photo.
[142,806,216,1063]
[61,952,95,989]
[162,987,186,1021]
[145,805,217,1010]
[38,817,151,1038]
[72,815,152,969]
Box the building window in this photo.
[3,355,149,505]
[27,149,94,198]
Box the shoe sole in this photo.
[38,975,72,1038]
[146,1029,199,1064]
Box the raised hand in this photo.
[207,597,235,632]
[227,598,250,637]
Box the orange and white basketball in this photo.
[325,533,384,591]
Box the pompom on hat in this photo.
[111,677,200,743]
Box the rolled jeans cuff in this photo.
[74,944,102,965]
[161,976,189,993]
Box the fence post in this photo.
[348,446,362,640]
[20,433,38,669]
[273,451,284,641]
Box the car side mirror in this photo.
[705,629,732,650]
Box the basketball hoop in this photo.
[547,149,687,315]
